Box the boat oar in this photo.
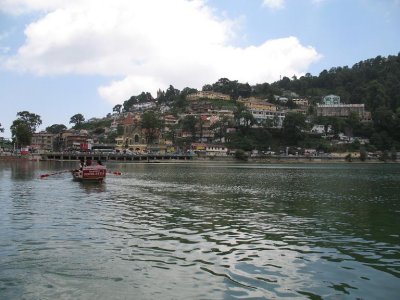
[39,170,73,179]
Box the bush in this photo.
[234,149,248,161]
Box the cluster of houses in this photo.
[29,91,371,156]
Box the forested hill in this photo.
[265,53,400,113]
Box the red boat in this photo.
[71,165,107,182]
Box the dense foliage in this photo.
[10,111,42,147]
[5,53,399,153]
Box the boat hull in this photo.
[72,166,106,182]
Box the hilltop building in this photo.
[317,94,372,121]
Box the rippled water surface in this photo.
[1,161,399,299]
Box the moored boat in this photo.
[71,165,107,182]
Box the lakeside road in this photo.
[0,152,396,163]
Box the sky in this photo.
[0,0,399,139]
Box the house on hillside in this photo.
[239,97,286,128]
[317,95,372,122]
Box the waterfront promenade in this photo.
[38,152,195,162]
[1,151,390,163]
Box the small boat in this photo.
[71,165,107,182]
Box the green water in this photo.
[0,161,399,299]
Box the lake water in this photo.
[0,161,399,299]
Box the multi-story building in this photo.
[59,130,90,151]
[238,97,277,111]
[31,132,56,152]
[239,97,286,128]
[317,94,371,121]
[293,98,309,107]
[316,103,367,118]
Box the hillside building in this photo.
[186,91,231,101]
[239,97,286,128]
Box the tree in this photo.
[283,112,307,145]
[210,116,232,142]
[181,115,197,141]
[241,110,255,129]
[69,114,85,128]
[123,96,137,112]
[141,111,163,144]
[46,124,67,134]
[164,85,180,103]
[10,120,32,147]
[16,111,42,132]
[202,84,213,91]
[0,123,4,133]
[233,102,255,131]
[137,92,153,103]
[113,104,122,114]
[234,149,248,161]
[10,111,42,148]
[366,80,388,113]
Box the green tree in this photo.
[123,96,137,112]
[366,80,388,113]
[210,116,233,142]
[137,92,153,103]
[10,120,32,147]
[181,115,198,141]
[234,102,254,129]
[16,111,42,132]
[0,122,4,133]
[141,111,163,144]
[10,111,42,148]
[234,149,248,161]
[69,114,85,128]
[113,104,122,114]
[283,112,307,145]
[344,111,361,136]
[46,124,67,134]
[202,84,213,91]
[164,85,180,103]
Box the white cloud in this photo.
[2,0,321,105]
[262,0,285,10]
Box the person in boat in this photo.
[97,160,103,165]
[86,159,92,166]
[73,159,85,173]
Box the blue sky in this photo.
[0,0,399,139]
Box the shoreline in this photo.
[1,153,397,164]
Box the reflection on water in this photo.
[0,161,399,299]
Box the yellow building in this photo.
[238,97,277,111]
[186,91,231,101]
